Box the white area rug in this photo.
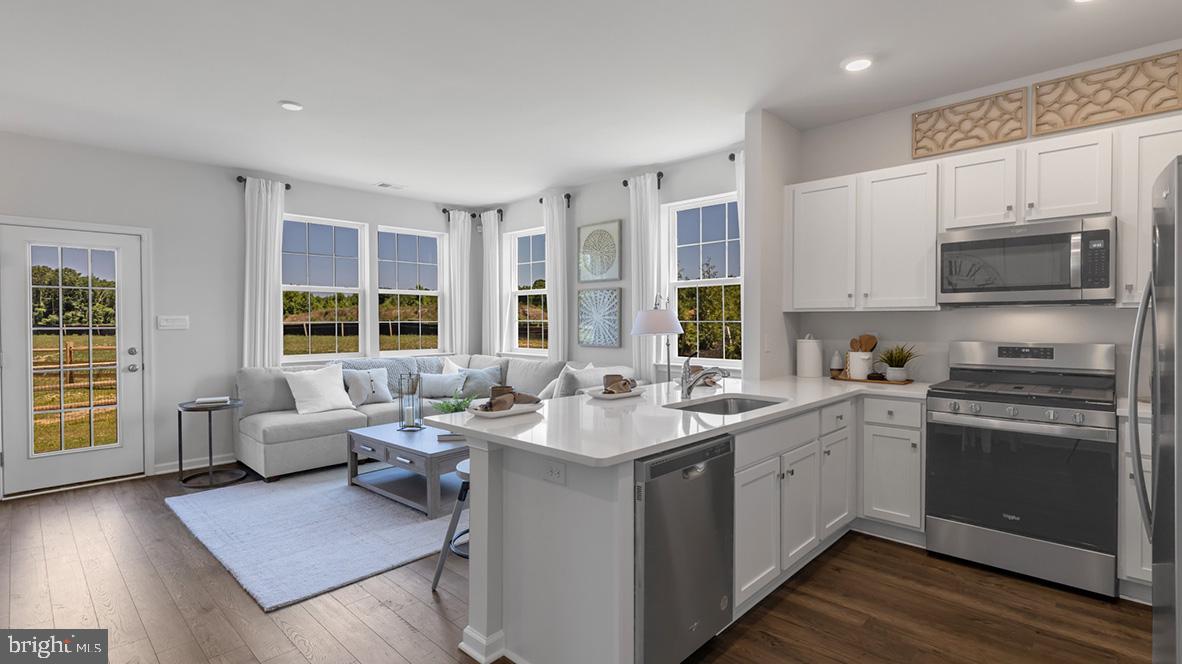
[165,467,467,611]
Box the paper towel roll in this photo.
[796,339,823,378]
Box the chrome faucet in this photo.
[680,353,731,399]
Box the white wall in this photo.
[0,130,452,473]
[781,39,1182,388]
[497,149,740,369]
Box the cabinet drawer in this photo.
[863,398,921,428]
[820,402,851,435]
[735,412,820,470]
[386,448,425,472]
[351,437,385,461]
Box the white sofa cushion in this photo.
[239,408,368,444]
[342,368,394,407]
[421,371,466,398]
[504,358,567,395]
[284,364,354,414]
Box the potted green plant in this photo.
[434,392,475,414]
[877,344,919,382]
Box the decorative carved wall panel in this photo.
[1033,51,1182,135]
[912,88,1027,159]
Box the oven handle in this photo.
[1128,272,1154,541]
[1069,232,1082,289]
[927,411,1117,443]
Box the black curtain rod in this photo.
[537,193,571,208]
[439,208,478,220]
[621,171,664,190]
[236,176,291,191]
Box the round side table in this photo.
[178,399,247,488]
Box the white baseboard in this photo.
[153,452,238,476]
[459,627,506,664]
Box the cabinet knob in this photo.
[787,469,795,477]
[1005,204,1014,212]
[824,449,831,456]
[847,293,853,298]
[1027,201,1035,209]
[835,414,843,421]
[1126,283,1135,291]
[1129,472,1135,480]
[911,442,918,449]
[887,409,895,416]
[863,292,869,298]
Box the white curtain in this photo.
[628,172,664,382]
[242,177,285,368]
[541,193,570,362]
[445,210,473,354]
[480,209,505,354]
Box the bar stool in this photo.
[432,459,470,591]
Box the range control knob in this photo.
[1045,409,1058,421]
[1005,406,1018,417]
[948,401,960,412]
[968,402,981,414]
[1072,412,1086,425]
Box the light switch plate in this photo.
[156,315,190,330]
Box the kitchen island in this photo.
[426,376,929,664]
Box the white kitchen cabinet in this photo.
[1116,115,1182,306]
[780,442,820,570]
[857,163,939,309]
[790,176,857,310]
[1120,417,1153,584]
[1024,129,1112,221]
[862,424,923,529]
[939,146,1020,229]
[734,456,782,606]
[819,429,853,538]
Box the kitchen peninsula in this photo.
[426,377,930,664]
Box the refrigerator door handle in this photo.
[1128,272,1154,541]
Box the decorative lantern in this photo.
[398,373,423,431]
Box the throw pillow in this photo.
[457,365,503,399]
[283,364,354,414]
[538,362,593,399]
[442,356,465,374]
[342,368,394,407]
[421,372,467,398]
[555,365,635,398]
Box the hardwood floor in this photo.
[3,472,1150,664]
[689,533,1151,664]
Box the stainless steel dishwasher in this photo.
[635,436,734,664]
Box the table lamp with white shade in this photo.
[630,300,684,384]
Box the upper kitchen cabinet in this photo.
[939,146,1020,230]
[1116,114,1182,307]
[789,176,857,310]
[857,163,939,309]
[1024,129,1113,221]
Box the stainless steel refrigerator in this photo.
[1131,156,1181,663]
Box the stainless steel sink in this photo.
[665,395,783,415]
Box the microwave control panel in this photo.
[1081,231,1110,289]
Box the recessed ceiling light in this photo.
[842,57,873,73]
[278,100,304,112]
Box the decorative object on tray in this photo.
[468,399,544,419]
[1033,49,1182,135]
[578,287,622,347]
[829,351,844,379]
[877,343,920,382]
[602,373,638,394]
[912,88,1027,158]
[586,386,644,400]
[831,374,914,386]
[397,373,423,431]
[578,219,622,282]
[470,386,543,418]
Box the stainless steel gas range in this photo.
[925,341,1119,596]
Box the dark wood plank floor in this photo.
[689,533,1151,664]
[4,471,1150,664]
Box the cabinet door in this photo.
[940,146,1020,229]
[780,442,820,570]
[862,425,922,529]
[1116,116,1182,306]
[792,176,857,309]
[857,163,938,309]
[1120,454,1153,583]
[734,457,781,606]
[819,430,853,539]
[1024,129,1112,221]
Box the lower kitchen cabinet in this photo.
[819,429,853,538]
[781,442,820,570]
[734,456,782,606]
[1119,417,1153,584]
[863,424,923,529]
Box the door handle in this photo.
[1128,273,1154,540]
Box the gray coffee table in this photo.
[347,423,469,519]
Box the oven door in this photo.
[926,412,1118,554]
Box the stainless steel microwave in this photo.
[937,217,1116,305]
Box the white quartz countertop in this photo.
[425,376,931,467]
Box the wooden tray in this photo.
[830,375,913,386]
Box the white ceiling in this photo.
[2,0,1180,206]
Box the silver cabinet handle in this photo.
[395,456,414,465]
[359,444,375,453]
[1129,273,1154,540]
[127,364,139,373]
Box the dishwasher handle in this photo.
[682,463,707,480]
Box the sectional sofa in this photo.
[234,354,572,481]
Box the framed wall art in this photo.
[577,288,621,347]
[578,219,621,282]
